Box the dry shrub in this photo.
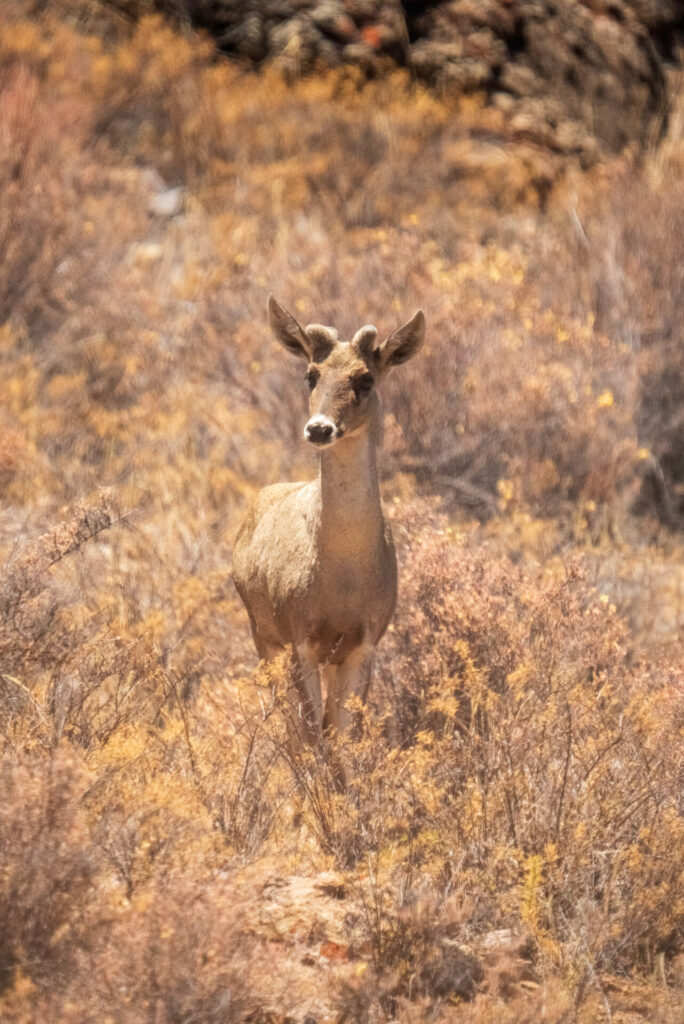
[0,749,97,995]
[0,504,287,1020]
[374,502,684,978]
[0,497,169,753]
[0,59,91,334]
[196,663,295,857]
[574,163,684,519]
[254,506,682,1007]
[336,897,484,1021]
[89,14,223,184]
[0,771,263,1022]
[77,872,255,1024]
[382,242,642,524]
[273,502,681,1008]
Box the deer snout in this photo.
[304,415,337,446]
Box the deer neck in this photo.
[316,427,383,559]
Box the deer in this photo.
[232,295,425,771]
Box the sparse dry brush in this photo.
[379,509,684,972]
[0,2,683,1022]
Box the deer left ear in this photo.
[267,294,312,360]
[374,310,425,377]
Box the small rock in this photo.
[498,63,542,97]
[410,39,464,77]
[130,242,163,266]
[311,2,358,43]
[481,928,515,950]
[319,940,351,961]
[148,186,185,219]
[440,57,492,90]
[342,41,379,70]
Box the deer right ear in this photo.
[374,309,426,378]
[267,294,311,360]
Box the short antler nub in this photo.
[352,324,379,360]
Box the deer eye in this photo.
[305,369,318,390]
[353,373,374,399]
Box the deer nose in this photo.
[305,417,335,445]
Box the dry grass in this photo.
[0,4,683,1022]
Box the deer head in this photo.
[267,294,425,449]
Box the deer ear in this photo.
[267,294,311,360]
[374,310,425,377]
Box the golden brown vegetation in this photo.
[0,3,683,1022]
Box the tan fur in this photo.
[232,296,425,751]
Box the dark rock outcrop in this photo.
[165,1,683,159]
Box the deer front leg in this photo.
[323,645,374,790]
[324,644,374,736]
[287,641,324,749]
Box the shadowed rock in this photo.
[173,0,683,159]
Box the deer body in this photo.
[232,297,425,745]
